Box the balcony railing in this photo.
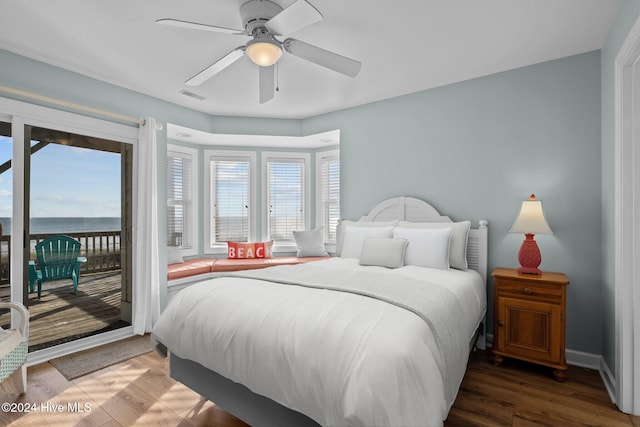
[0,231,121,285]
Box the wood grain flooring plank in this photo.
[446,350,633,426]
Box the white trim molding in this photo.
[565,349,602,371]
[601,357,617,406]
[568,349,615,404]
[614,14,640,415]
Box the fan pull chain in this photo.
[276,62,280,92]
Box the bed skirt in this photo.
[170,353,320,427]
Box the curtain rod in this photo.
[0,85,145,125]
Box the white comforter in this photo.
[151,258,486,427]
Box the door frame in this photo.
[0,96,139,365]
[614,15,640,415]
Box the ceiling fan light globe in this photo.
[246,40,282,67]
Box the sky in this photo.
[0,135,121,218]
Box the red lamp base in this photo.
[517,233,542,275]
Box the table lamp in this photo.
[509,194,552,275]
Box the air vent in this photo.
[179,90,206,101]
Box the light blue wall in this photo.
[601,1,640,372]
[305,51,603,353]
[0,46,604,355]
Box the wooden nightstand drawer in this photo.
[494,281,562,299]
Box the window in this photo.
[205,150,256,253]
[167,145,197,255]
[203,148,336,254]
[262,152,310,245]
[316,149,340,245]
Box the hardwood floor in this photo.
[447,351,638,427]
[0,350,248,427]
[0,347,637,426]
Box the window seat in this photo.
[167,259,217,281]
[211,256,330,272]
[168,256,330,281]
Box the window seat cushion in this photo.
[167,256,330,280]
[212,256,330,273]
[167,259,217,281]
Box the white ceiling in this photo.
[0,0,621,120]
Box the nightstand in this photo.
[491,267,569,381]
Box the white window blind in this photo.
[211,159,251,243]
[267,159,305,242]
[167,151,192,248]
[318,155,340,244]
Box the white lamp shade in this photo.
[510,200,553,235]
[246,39,282,67]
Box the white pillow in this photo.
[293,227,329,257]
[359,238,408,268]
[336,220,397,256]
[341,225,394,259]
[392,227,452,269]
[167,246,183,265]
[397,221,470,270]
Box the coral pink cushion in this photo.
[167,259,216,281]
[167,256,330,279]
[213,256,329,272]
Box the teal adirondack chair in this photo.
[28,235,87,299]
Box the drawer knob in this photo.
[524,287,533,294]
[498,320,505,327]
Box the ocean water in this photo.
[0,217,121,235]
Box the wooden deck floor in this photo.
[0,271,129,351]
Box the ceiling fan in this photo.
[156,0,362,104]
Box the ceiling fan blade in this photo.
[283,38,361,77]
[265,0,322,36]
[259,65,275,104]
[185,47,245,86]
[156,18,243,35]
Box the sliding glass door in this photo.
[0,121,12,304]
[22,125,133,351]
[0,98,138,359]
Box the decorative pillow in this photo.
[167,246,184,265]
[227,241,274,259]
[341,225,394,259]
[359,238,409,268]
[293,227,329,257]
[392,227,452,270]
[336,220,398,256]
[397,221,471,270]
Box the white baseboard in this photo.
[565,350,617,405]
[565,348,601,370]
[599,357,617,404]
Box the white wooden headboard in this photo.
[358,196,489,350]
[358,196,489,283]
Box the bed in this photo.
[152,197,488,427]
